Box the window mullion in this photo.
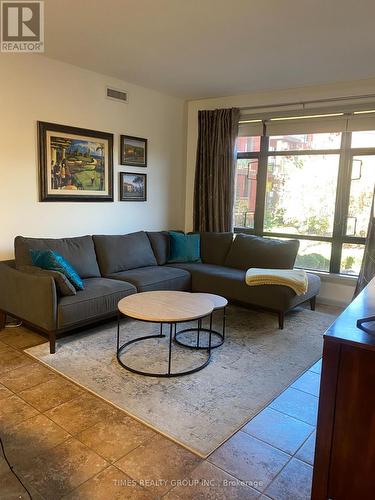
[254,134,269,235]
[330,130,352,273]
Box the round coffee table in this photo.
[116,291,214,377]
[174,293,228,350]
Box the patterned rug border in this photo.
[24,344,322,459]
[24,346,207,457]
[25,307,331,457]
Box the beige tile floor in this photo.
[0,304,342,500]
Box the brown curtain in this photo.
[354,189,375,296]
[193,108,240,232]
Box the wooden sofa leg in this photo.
[0,310,6,331]
[49,332,56,354]
[310,296,316,311]
[278,312,284,330]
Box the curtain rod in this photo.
[239,93,375,112]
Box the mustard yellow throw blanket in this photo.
[245,268,308,296]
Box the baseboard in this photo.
[316,296,350,308]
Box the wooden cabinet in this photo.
[312,279,375,499]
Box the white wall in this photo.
[318,274,356,307]
[0,55,186,260]
[184,78,375,305]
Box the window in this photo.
[234,158,258,229]
[264,153,340,237]
[237,135,261,153]
[268,132,341,151]
[234,121,375,275]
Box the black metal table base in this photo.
[116,315,213,377]
[174,307,226,350]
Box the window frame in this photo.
[234,130,374,275]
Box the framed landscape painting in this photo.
[120,135,147,167]
[38,121,114,202]
[120,172,147,201]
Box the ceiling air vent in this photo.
[106,86,129,104]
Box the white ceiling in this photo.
[44,0,375,99]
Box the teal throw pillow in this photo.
[30,250,84,290]
[167,231,201,263]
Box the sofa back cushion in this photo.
[93,231,157,275]
[15,235,101,278]
[200,232,233,265]
[224,234,299,270]
[146,231,170,265]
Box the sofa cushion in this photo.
[147,231,170,265]
[93,232,157,275]
[224,234,299,270]
[165,262,213,273]
[200,232,233,265]
[15,235,100,279]
[57,278,136,328]
[167,262,320,311]
[107,266,191,292]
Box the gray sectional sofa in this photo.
[0,231,320,353]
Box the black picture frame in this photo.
[120,134,147,167]
[38,121,114,202]
[119,172,147,202]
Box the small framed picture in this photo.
[120,172,147,202]
[120,135,147,167]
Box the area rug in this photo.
[25,306,333,457]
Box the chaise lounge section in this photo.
[0,231,320,353]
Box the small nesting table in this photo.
[116,291,215,377]
[174,293,228,350]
